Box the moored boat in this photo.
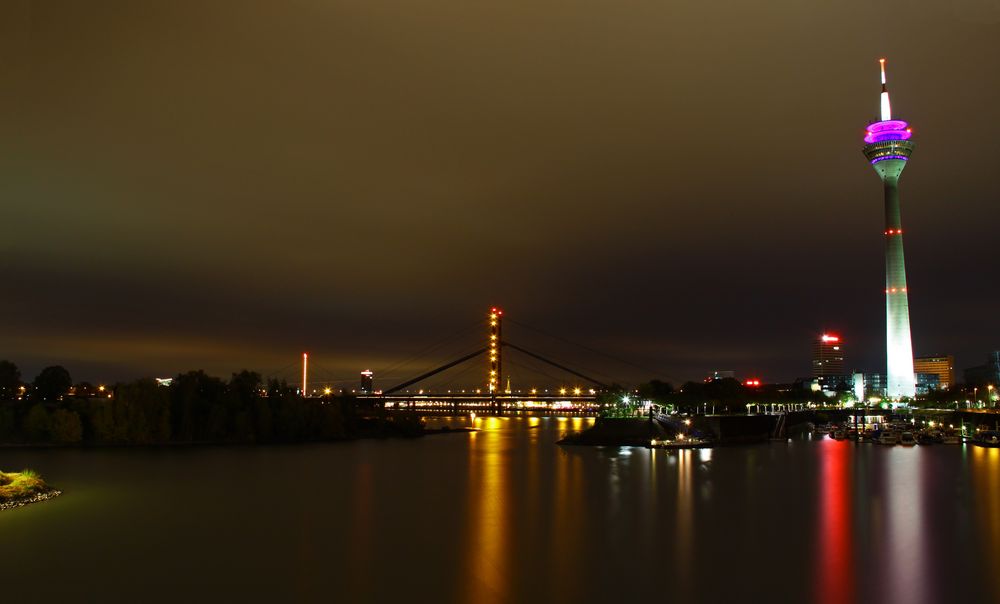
[941,433,961,445]
[971,431,1000,448]
[900,432,917,446]
[649,435,713,449]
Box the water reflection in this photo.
[346,461,374,596]
[462,417,508,603]
[675,449,694,600]
[816,440,854,604]
[883,448,929,604]
[971,446,1000,600]
[4,417,1000,602]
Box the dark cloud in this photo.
[2,0,998,385]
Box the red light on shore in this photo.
[745,379,761,387]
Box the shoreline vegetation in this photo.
[0,367,427,448]
[0,470,61,511]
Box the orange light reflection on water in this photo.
[971,446,1000,600]
[462,417,508,604]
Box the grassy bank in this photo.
[0,470,53,504]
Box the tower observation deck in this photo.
[863,59,916,399]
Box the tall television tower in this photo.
[863,59,916,399]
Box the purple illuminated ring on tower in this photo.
[870,154,909,164]
[868,120,909,132]
[865,119,911,144]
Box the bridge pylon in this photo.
[488,308,502,411]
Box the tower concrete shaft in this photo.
[863,59,916,399]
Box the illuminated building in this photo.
[913,355,954,390]
[360,369,374,394]
[812,334,845,378]
[705,370,734,382]
[914,373,941,396]
[863,58,916,398]
[852,372,887,399]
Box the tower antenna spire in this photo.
[879,58,892,121]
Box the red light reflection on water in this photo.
[816,440,854,604]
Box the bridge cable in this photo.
[376,319,483,379]
[505,318,669,379]
[383,348,488,395]
[501,341,608,389]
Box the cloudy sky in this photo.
[2,0,998,388]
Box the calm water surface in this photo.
[2,416,999,603]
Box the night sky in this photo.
[2,1,999,388]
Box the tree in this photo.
[23,405,51,441]
[0,360,21,400]
[50,409,83,443]
[33,366,72,401]
[638,379,674,402]
[229,370,262,404]
[169,370,226,441]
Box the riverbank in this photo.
[558,413,815,447]
[0,471,61,511]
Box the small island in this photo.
[0,470,61,511]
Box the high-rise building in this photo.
[812,334,845,377]
[360,370,374,394]
[914,355,955,390]
[863,59,917,399]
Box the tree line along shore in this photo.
[0,361,420,446]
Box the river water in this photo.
[2,415,999,603]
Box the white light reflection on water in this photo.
[883,448,929,604]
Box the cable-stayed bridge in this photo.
[268,307,658,414]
